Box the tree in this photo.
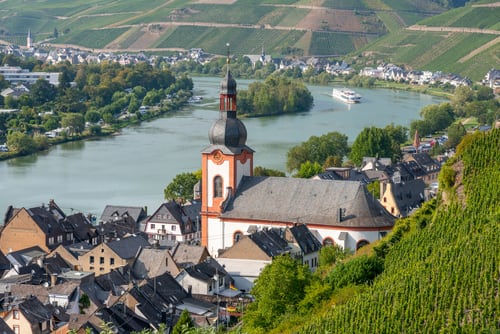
[319,244,347,268]
[244,255,312,332]
[349,127,398,166]
[294,161,323,178]
[384,123,408,145]
[445,122,466,149]
[6,131,36,154]
[164,171,201,201]
[85,110,101,124]
[30,78,57,106]
[286,131,349,173]
[53,27,59,38]
[172,309,195,334]
[61,113,85,135]
[253,166,285,177]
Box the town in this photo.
[0,32,499,333]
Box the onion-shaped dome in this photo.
[208,114,247,147]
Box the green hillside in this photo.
[0,0,498,81]
[0,0,452,56]
[289,128,500,333]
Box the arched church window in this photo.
[356,239,370,250]
[233,231,243,243]
[214,176,223,197]
[323,237,334,246]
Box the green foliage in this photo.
[244,255,312,332]
[294,161,323,178]
[319,245,347,268]
[326,255,384,290]
[445,122,466,148]
[164,171,201,201]
[172,309,195,334]
[238,76,313,117]
[366,180,380,200]
[61,113,85,135]
[286,131,349,173]
[6,131,36,155]
[253,166,285,177]
[349,126,398,166]
[289,128,500,333]
[79,293,90,313]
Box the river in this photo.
[0,77,445,216]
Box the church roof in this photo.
[220,176,394,229]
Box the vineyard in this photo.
[287,128,500,333]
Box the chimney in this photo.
[51,274,57,286]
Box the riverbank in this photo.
[0,96,190,162]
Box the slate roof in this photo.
[106,235,151,260]
[17,296,52,324]
[287,224,322,254]
[0,317,14,334]
[249,229,290,257]
[100,205,148,224]
[221,176,394,228]
[183,258,228,284]
[64,213,97,242]
[6,246,46,267]
[389,179,426,217]
[132,247,175,279]
[171,244,208,269]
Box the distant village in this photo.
[0,37,498,333]
[1,36,499,93]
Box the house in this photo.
[3,246,46,278]
[3,295,53,334]
[284,224,322,272]
[217,224,321,291]
[175,258,234,297]
[403,153,441,185]
[78,235,150,276]
[200,58,395,256]
[0,200,82,254]
[0,85,30,99]
[98,205,148,241]
[171,243,210,269]
[144,201,200,245]
[49,242,94,271]
[380,178,426,217]
[217,228,290,292]
[131,246,180,279]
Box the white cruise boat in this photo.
[332,88,362,104]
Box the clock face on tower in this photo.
[213,151,223,163]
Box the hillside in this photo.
[284,128,499,333]
[0,0,464,57]
[357,1,500,81]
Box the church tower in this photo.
[27,29,32,48]
[200,45,254,251]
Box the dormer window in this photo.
[214,176,223,197]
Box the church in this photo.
[200,54,394,257]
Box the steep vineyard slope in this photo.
[297,128,500,333]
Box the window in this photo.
[90,256,94,264]
[13,325,19,334]
[233,231,243,243]
[214,176,223,197]
[100,257,104,265]
[110,258,115,266]
[57,235,63,243]
[67,233,73,240]
[150,223,155,230]
[48,237,54,245]
[13,310,19,319]
[171,225,176,231]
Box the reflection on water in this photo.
[61,140,85,151]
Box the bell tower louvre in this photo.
[200,44,254,248]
